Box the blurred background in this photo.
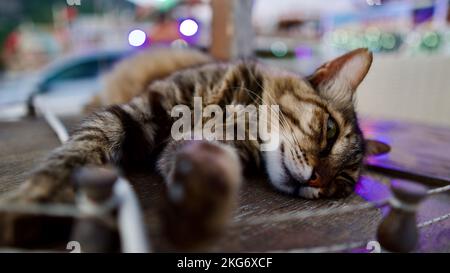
[0,0,449,127]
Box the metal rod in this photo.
[0,202,80,218]
[21,107,151,252]
[115,177,151,253]
[39,106,69,143]
[417,212,450,228]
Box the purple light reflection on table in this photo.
[349,176,391,253]
[355,176,391,217]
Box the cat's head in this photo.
[263,48,390,199]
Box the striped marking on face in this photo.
[264,90,364,199]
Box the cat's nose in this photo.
[307,170,324,188]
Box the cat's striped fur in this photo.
[0,48,390,247]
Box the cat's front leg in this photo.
[0,178,75,247]
[0,112,121,246]
[0,98,158,247]
[158,139,242,250]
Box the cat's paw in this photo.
[0,173,75,247]
[161,140,241,250]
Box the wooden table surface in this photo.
[0,116,449,252]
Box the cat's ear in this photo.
[365,139,391,156]
[307,48,373,106]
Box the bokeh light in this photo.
[380,33,396,50]
[179,19,199,37]
[270,41,288,57]
[422,31,440,48]
[128,29,147,47]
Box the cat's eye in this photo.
[320,116,339,157]
[326,117,337,139]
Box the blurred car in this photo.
[0,50,131,120]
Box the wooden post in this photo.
[71,166,119,253]
[210,0,254,60]
[377,180,427,252]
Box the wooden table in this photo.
[0,116,449,252]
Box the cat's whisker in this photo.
[242,67,296,133]
[232,86,298,149]
[246,87,304,149]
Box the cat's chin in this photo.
[297,186,321,199]
[263,150,320,199]
[268,179,321,199]
[274,175,322,199]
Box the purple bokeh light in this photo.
[179,19,199,37]
[128,29,148,47]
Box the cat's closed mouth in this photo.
[281,160,311,193]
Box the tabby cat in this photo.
[0,48,389,247]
